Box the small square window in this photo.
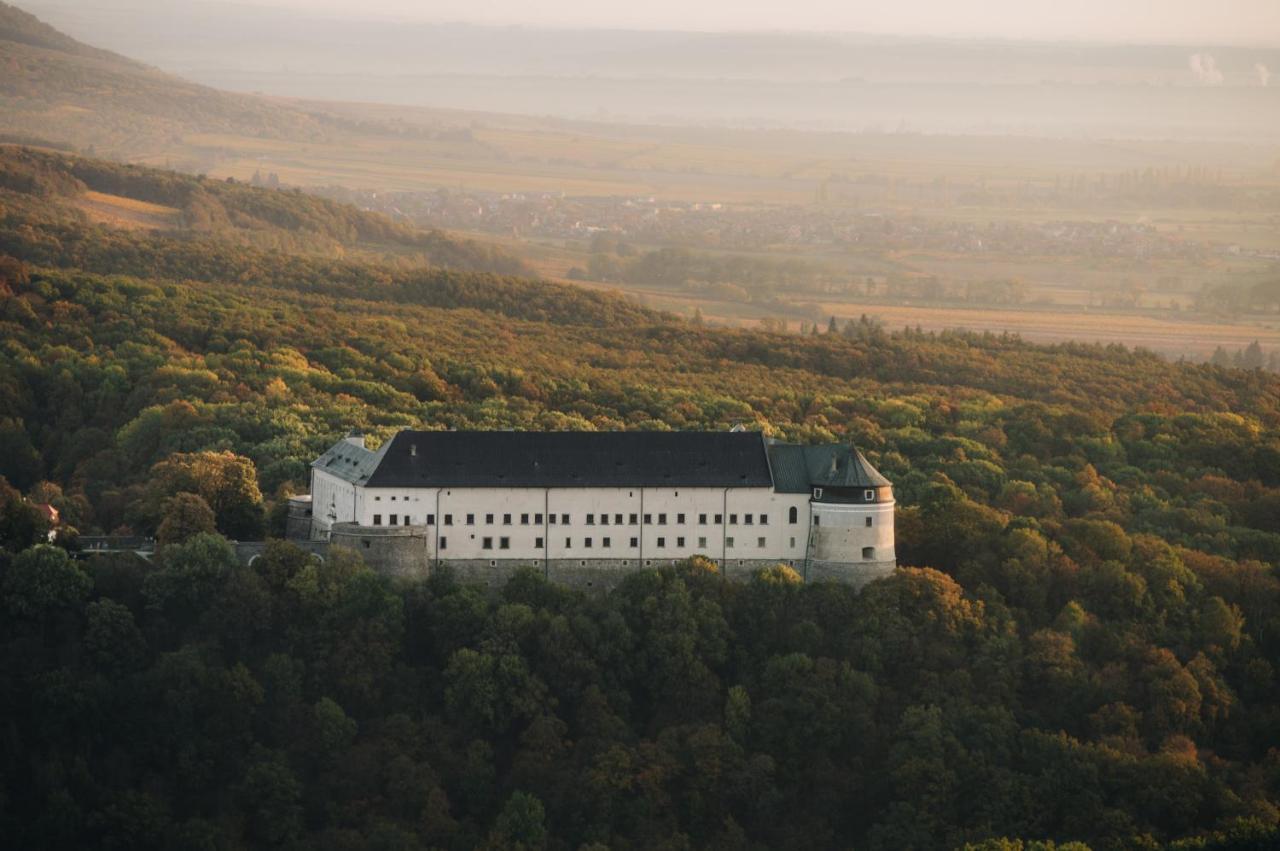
[698,513,707,525]
[744,514,753,525]
[535,513,543,524]
[403,516,411,525]
[677,513,685,524]
[562,513,570,525]
[757,537,766,548]
[535,536,544,548]
[521,513,529,525]
[503,514,511,525]
[427,513,435,525]
[549,514,558,525]
[389,514,398,525]
[587,513,595,525]
[601,514,609,526]
[630,537,639,548]
[726,536,735,548]
[715,514,723,524]
[363,539,371,548]
[484,513,493,525]
[373,514,382,526]
[644,513,652,524]
[658,513,667,525]
[677,536,685,547]
[603,537,611,547]
[729,513,738,525]
[863,546,875,560]
[375,496,381,502]
[444,514,453,526]
[698,536,707,548]
[865,489,876,501]
[500,537,510,550]
[390,496,396,501]
[866,516,874,527]
[760,514,768,525]
[656,537,665,548]
[585,537,593,548]
[467,513,476,525]
[482,537,493,549]
[615,513,623,524]
[630,513,638,525]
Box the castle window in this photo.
[603,537,611,548]
[600,514,609,526]
[699,513,707,525]
[615,513,623,524]
[503,514,512,525]
[863,546,875,560]
[562,513,570,525]
[677,513,685,524]
[630,513,638,525]
[585,538,593,548]
[535,513,543,524]
[630,537,639,548]
[656,537,665,548]
[427,514,435,525]
[440,537,447,549]
[744,514,753,525]
[565,537,572,548]
[403,516,411,526]
[389,514,398,525]
[363,540,370,548]
[644,513,652,524]
[549,514,557,524]
[658,513,667,525]
[500,537,510,550]
[814,488,823,499]
[757,537,766,548]
[444,514,453,526]
[789,537,796,547]
[698,536,707,548]
[390,496,396,501]
[466,513,475,525]
[535,537,544,548]
[726,536,735,548]
[521,513,529,525]
[715,514,723,524]
[865,489,876,501]
[587,514,595,525]
[729,513,738,525]
[814,516,820,526]
[677,536,685,547]
[484,513,493,525]
[374,496,381,501]
[373,514,382,526]
[789,507,798,524]
[866,516,874,527]
[482,537,493,550]
[760,514,768,525]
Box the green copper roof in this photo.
[766,440,891,493]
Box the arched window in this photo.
[788,506,798,524]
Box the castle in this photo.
[287,430,896,589]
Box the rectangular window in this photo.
[390,496,396,501]
[586,513,595,525]
[760,514,768,525]
[630,537,639,548]
[484,513,493,525]
[535,513,543,524]
[677,513,685,524]
[699,513,707,525]
[549,514,557,525]
[389,514,398,525]
[814,488,824,499]
[444,514,453,526]
[656,537,666,548]
[729,513,738,525]
[677,536,685,547]
[865,489,876,501]
[600,514,609,525]
[630,513,638,525]
[427,514,435,525]
[373,514,382,526]
[758,537,766,548]
[658,513,667,525]
[643,513,652,524]
[467,513,475,525]
[521,513,529,525]
[698,536,707,548]
[535,536,544,548]
[790,537,796,548]
[866,516,874,527]
[374,496,381,502]
[500,537,510,550]
[726,536,735,548]
[863,546,875,560]
[482,537,493,550]
[565,537,572,548]
[814,516,821,526]
[403,516,411,526]
[562,513,570,525]
[603,537,611,548]
[503,513,511,525]
[744,514,753,525]
[440,536,447,549]
[615,513,623,525]
[715,513,723,524]
[585,538,593,548]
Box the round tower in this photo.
[328,521,431,580]
[806,451,896,587]
[285,495,313,541]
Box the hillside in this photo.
[0,145,530,274]
[0,1,335,159]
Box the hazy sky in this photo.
[227,0,1280,44]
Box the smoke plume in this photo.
[1189,53,1224,85]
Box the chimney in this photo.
[343,431,365,449]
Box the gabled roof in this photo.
[362,430,775,489]
[766,441,891,493]
[312,438,387,485]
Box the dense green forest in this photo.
[2,149,1280,849]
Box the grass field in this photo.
[75,191,181,231]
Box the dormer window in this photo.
[864,489,875,501]
[813,488,823,500]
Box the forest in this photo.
[2,148,1280,849]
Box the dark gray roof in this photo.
[766,441,891,493]
[312,438,387,485]
[363,431,776,489]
